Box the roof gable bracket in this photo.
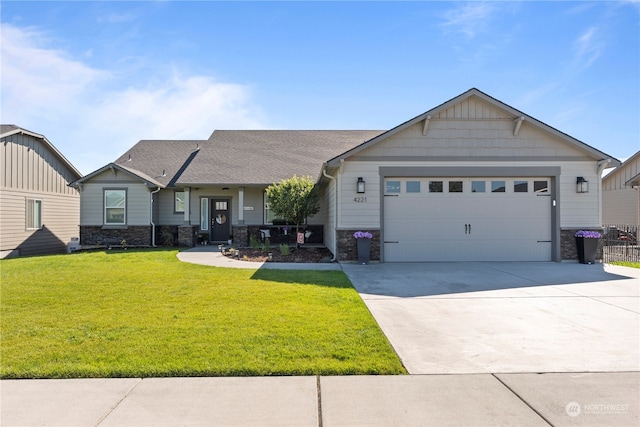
[422,115,432,136]
[513,116,525,136]
[109,165,117,176]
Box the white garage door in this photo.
[383,177,552,262]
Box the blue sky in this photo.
[2,1,639,175]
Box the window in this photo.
[491,181,506,193]
[386,181,401,193]
[406,181,421,193]
[26,199,42,229]
[449,181,463,193]
[471,181,485,193]
[200,198,208,230]
[429,181,443,193]
[175,191,185,212]
[514,181,528,193]
[216,201,228,210]
[105,190,126,225]
[534,181,549,193]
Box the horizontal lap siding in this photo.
[80,181,150,225]
[1,188,79,255]
[339,160,600,230]
[359,121,589,159]
[603,189,639,225]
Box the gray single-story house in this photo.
[71,88,620,262]
[602,150,640,226]
[1,125,82,258]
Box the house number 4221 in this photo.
[353,196,367,203]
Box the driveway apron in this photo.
[341,262,640,375]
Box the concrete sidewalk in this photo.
[2,373,638,426]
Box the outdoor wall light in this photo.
[576,177,589,193]
[357,177,366,193]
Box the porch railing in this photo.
[602,224,639,263]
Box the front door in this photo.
[211,199,231,242]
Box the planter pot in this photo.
[356,238,371,265]
[576,237,599,264]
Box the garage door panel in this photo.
[384,177,552,262]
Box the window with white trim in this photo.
[200,198,208,230]
[26,199,42,229]
[175,191,185,213]
[104,189,126,225]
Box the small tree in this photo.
[265,175,320,245]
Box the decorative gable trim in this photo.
[70,163,164,188]
[326,88,620,167]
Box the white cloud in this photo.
[574,26,604,68]
[1,24,266,174]
[440,2,496,39]
[1,24,109,121]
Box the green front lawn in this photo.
[609,261,640,269]
[1,249,405,378]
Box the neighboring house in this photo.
[1,125,82,258]
[602,150,640,226]
[71,88,619,262]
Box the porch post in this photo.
[238,187,245,225]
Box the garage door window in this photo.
[386,181,401,193]
[406,181,421,193]
[449,181,463,193]
[491,181,506,193]
[534,181,549,193]
[471,181,485,193]
[429,181,443,193]
[514,181,528,192]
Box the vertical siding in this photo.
[0,133,78,195]
[0,132,80,256]
[603,154,640,191]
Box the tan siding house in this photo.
[71,89,619,262]
[1,125,82,258]
[602,151,640,226]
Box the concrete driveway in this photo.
[341,262,639,375]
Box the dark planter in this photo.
[356,238,371,265]
[575,237,599,264]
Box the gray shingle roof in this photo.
[113,130,384,187]
[0,124,20,135]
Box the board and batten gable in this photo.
[1,127,81,257]
[602,151,640,225]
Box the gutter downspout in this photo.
[322,168,338,262]
[150,187,161,247]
